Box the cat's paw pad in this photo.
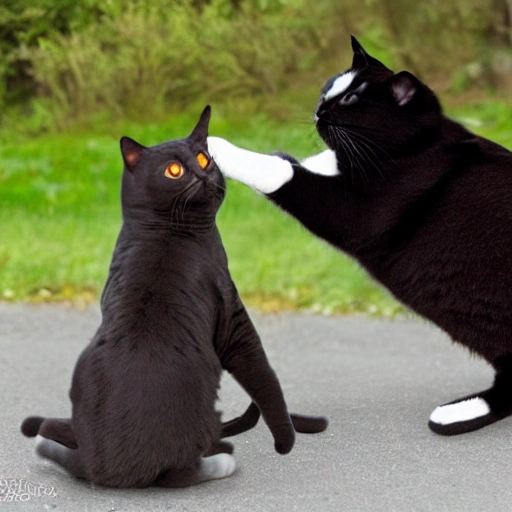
[428,397,493,435]
[200,453,236,480]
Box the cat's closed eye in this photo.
[339,93,358,106]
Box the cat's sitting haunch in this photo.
[208,37,512,436]
[21,107,326,488]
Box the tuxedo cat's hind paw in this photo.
[430,360,512,435]
[428,397,501,435]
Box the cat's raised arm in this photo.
[207,137,339,195]
[207,136,349,246]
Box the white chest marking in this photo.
[324,71,357,101]
[207,137,293,194]
[429,397,490,425]
[301,150,339,176]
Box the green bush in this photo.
[2,0,512,132]
[21,0,336,129]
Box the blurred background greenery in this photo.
[1,0,512,314]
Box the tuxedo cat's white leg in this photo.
[429,398,490,425]
[428,397,496,435]
[208,137,339,192]
[208,137,294,194]
[301,150,339,176]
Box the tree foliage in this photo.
[1,0,512,130]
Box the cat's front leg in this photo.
[216,300,295,454]
[207,137,295,194]
[207,136,339,194]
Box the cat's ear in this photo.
[350,35,387,70]
[120,136,145,172]
[391,71,420,107]
[188,105,211,143]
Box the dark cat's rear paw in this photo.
[21,416,45,437]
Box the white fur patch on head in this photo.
[207,137,294,194]
[429,397,490,426]
[301,150,339,176]
[324,71,357,101]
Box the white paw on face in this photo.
[207,137,293,194]
[429,397,490,425]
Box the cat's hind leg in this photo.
[21,416,77,449]
[35,437,86,478]
[155,454,236,488]
[205,440,234,455]
[429,355,512,435]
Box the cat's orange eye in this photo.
[196,152,210,170]
[165,162,184,179]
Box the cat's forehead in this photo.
[149,137,206,158]
[322,66,392,101]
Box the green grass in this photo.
[2,99,512,314]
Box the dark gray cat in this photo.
[21,107,326,488]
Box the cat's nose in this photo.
[314,99,327,122]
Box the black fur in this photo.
[21,107,326,488]
[215,38,512,435]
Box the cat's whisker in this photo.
[344,128,392,161]
[342,132,370,191]
[355,139,386,180]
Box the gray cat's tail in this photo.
[221,402,261,437]
[221,402,328,437]
[21,416,45,437]
[21,416,78,449]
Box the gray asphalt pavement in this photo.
[1,303,510,512]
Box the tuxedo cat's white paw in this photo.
[199,453,236,481]
[207,136,293,194]
[429,397,490,425]
[301,150,339,176]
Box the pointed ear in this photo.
[391,71,420,107]
[350,35,389,71]
[120,136,145,172]
[188,105,211,143]
[351,35,368,69]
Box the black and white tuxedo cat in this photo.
[21,107,326,488]
[208,37,512,436]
